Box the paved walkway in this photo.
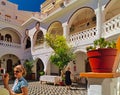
[0,81,87,95]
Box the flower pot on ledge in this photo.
[87,48,117,73]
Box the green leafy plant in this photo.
[86,38,116,51]
[24,60,34,75]
[45,33,75,70]
[39,71,45,76]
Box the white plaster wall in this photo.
[75,52,87,74]
[0,45,24,61]
[50,62,59,75]
[23,49,33,60]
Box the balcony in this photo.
[40,0,73,18]
[0,40,21,48]
[103,14,120,38]
[69,14,120,47]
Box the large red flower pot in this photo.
[87,48,117,73]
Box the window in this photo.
[36,31,44,45]
[5,34,12,42]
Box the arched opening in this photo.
[0,27,21,44]
[105,0,120,21]
[33,30,44,46]
[5,34,12,42]
[47,21,63,35]
[25,37,31,49]
[36,31,44,45]
[36,59,44,80]
[6,59,13,72]
[68,7,96,34]
[0,54,20,75]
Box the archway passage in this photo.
[6,59,13,72]
[25,37,31,49]
[36,59,44,80]
[0,54,20,80]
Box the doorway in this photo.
[36,59,44,80]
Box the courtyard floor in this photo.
[0,81,87,95]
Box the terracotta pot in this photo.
[59,81,64,86]
[87,48,117,73]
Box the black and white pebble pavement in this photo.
[0,81,87,95]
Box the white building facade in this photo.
[0,0,120,94]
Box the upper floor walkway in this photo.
[32,13,120,55]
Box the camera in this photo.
[0,68,5,76]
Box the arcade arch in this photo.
[0,54,20,72]
[68,7,96,34]
[0,27,21,44]
[36,58,44,80]
[105,0,120,21]
[24,36,31,49]
[47,21,63,35]
[33,30,44,46]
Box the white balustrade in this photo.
[69,27,97,43]
[69,14,120,47]
[104,14,120,34]
[0,40,21,48]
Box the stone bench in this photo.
[40,75,61,85]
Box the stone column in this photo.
[28,28,36,52]
[95,0,104,38]
[62,22,69,41]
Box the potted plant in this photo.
[24,60,34,80]
[86,38,117,73]
[39,71,45,76]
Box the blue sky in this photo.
[8,0,45,12]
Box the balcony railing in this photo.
[103,14,120,37]
[69,27,97,43]
[69,14,120,46]
[0,40,21,48]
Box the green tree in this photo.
[45,33,75,70]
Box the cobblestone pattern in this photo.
[0,81,87,95]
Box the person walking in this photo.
[2,65,28,95]
[65,67,72,90]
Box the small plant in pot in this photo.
[39,71,45,76]
[86,38,117,73]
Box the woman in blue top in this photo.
[2,65,28,95]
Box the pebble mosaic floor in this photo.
[0,81,87,95]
